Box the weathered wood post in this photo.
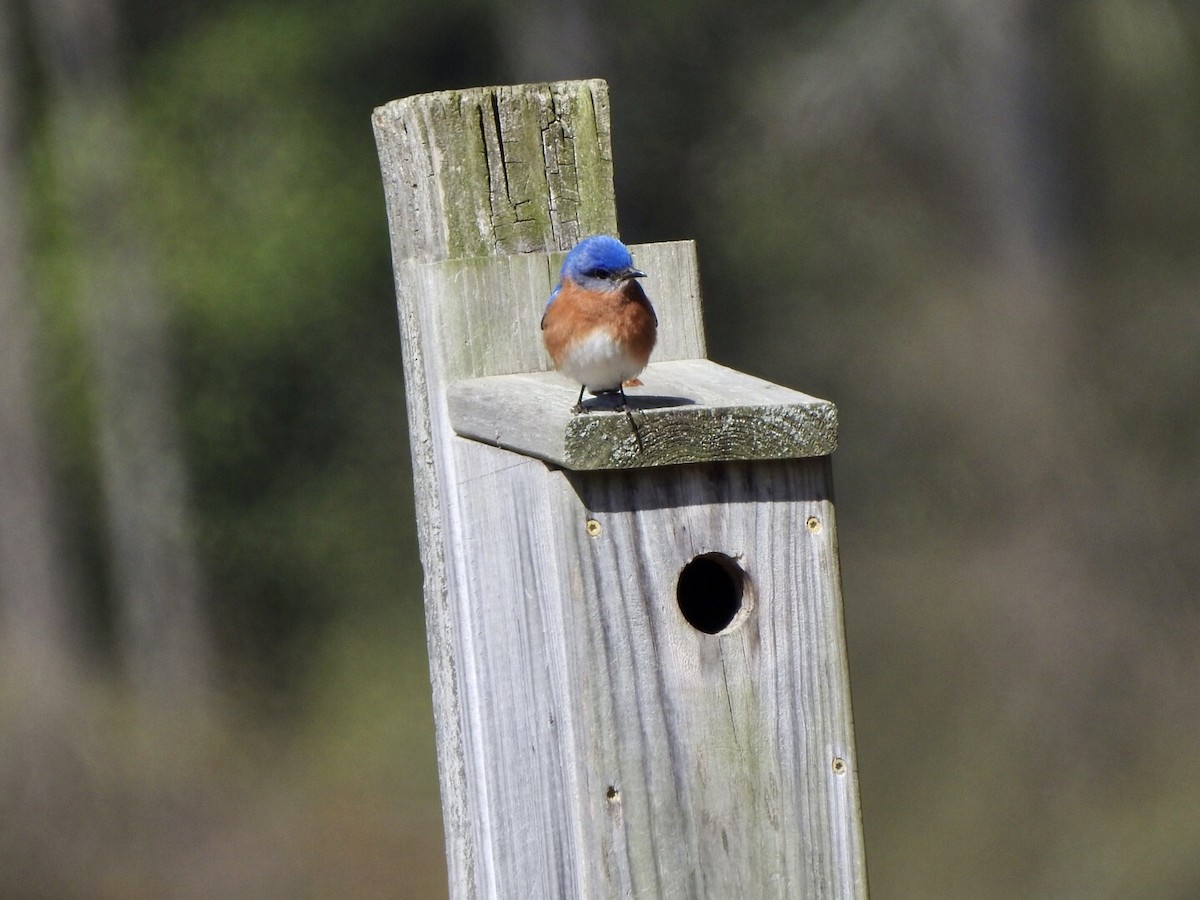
[372,79,867,898]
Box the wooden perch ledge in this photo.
[448,359,838,470]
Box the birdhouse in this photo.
[374,79,867,899]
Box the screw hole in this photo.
[676,552,750,634]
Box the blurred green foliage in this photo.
[4,0,1200,896]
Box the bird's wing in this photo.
[630,281,657,326]
[540,283,562,330]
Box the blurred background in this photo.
[1,0,1198,896]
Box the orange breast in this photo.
[542,279,657,368]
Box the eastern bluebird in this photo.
[541,235,657,413]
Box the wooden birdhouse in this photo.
[373,79,867,899]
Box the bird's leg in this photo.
[572,384,586,414]
[618,385,644,451]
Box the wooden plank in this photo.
[374,80,626,895]
[556,458,865,898]
[406,240,707,384]
[447,359,838,469]
[373,80,617,263]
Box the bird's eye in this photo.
[583,267,608,279]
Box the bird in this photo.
[541,235,657,414]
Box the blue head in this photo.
[559,235,645,292]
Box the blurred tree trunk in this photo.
[0,0,79,700]
[29,0,214,712]
[796,0,1068,293]
[947,0,1070,319]
[909,0,1074,447]
[776,0,1079,452]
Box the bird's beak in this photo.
[624,267,646,280]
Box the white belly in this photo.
[559,330,644,392]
